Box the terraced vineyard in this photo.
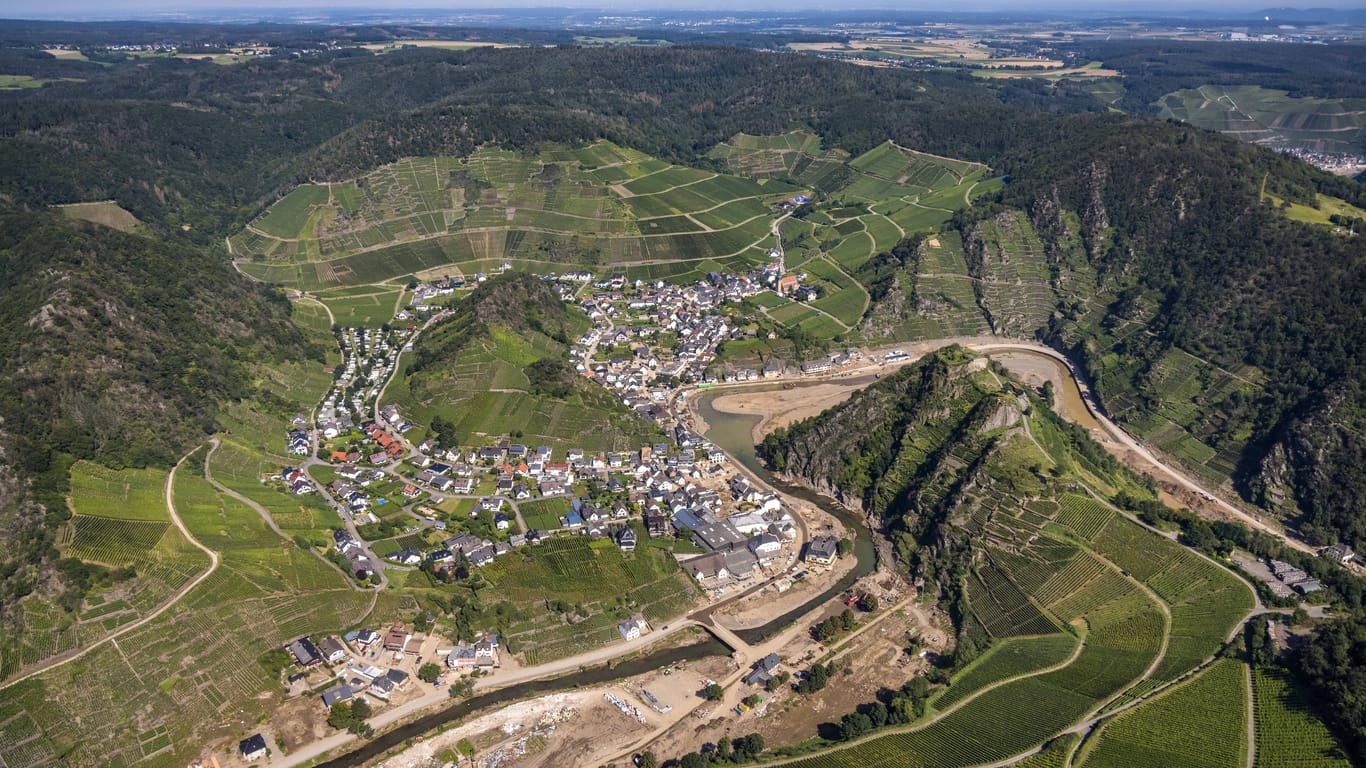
[0,463,212,681]
[233,141,795,290]
[784,564,1162,768]
[767,353,1264,768]
[236,134,998,348]
[1,442,380,768]
[966,210,1054,337]
[1157,84,1366,154]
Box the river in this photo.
[320,347,1083,766]
[315,636,729,768]
[688,347,1094,645]
[692,387,879,645]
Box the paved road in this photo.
[0,448,219,691]
[966,341,1315,557]
[270,620,711,768]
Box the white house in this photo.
[749,533,782,561]
[618,617,644,641]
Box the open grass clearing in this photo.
[55,201,141,231]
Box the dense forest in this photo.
[407,272,574,380]
[0,210,314,613]
[948,115,1366,547]
[1068,40,1366,113]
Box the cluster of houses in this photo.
[282,623,430,711]
[671,476,801,584]
[287,424,312,456]
[408,276,464,310]
[333,529,376,579]
[575,279,750,395]
[444,635,500,670]
[316,327,410,437]
[1267,559,1323,597]
[278,467,317,496]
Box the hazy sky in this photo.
[4,0,1363,17]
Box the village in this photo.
[245,264,1360,768]
[277,258,875,592]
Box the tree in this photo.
[742,694,762,708]
[715,736,732,762]
[351,698,372,721]
[679,752,708,768]
[703,683,725,700]
[732,733,765,760]
[418,662,442,684]
[839,712,873,740]
[837,538,854,556]
[638,751,658,768]
[860,594,879,612]
[798,662,831,694]
[765,671,790,692]
[326,701,352,730]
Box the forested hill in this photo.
[398,272,660,452]
[0,210,314,609]
[0,44,1100,242]
[0,39,1363,604]
[407,272,576,380]
[956,115,1366,547]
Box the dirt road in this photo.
[0,447,220,691]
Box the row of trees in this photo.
[668,733,766,768]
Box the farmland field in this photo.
[521,497,573,530]
[318,288,403,327]
[67,461,169,521]
[56,200,141,232]
[481,536,698,662]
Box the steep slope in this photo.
[0,210,314,625]
[398,272,662,451]
[759,349,1266,767]
[970,116,1366,547]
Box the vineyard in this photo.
[769,355,1264,768]
[0,437,380,768]
[782,543,1165,768]
[1078,659,1248,768]
[931,633,1080,711]
[1250,668,1353,767]
[1089,514,1254,688]
[1054,494,1113,541]
[481,536,698,663]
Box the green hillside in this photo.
[394,272,664,451]
[762,349,1280,768]
[1157,85,1366,154]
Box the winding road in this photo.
[0,448,220,691]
